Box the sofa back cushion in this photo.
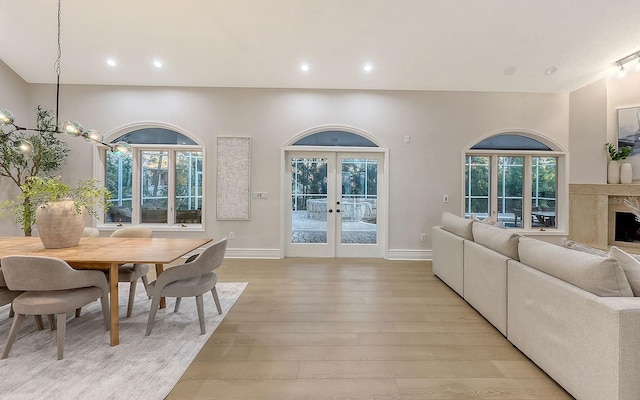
[471,221,520,260]
[441,211,473,240]
[518,237,633,297]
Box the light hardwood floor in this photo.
[168,258,573,400]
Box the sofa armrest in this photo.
[508,260,640,400]
[432,226,464,296]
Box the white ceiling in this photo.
[2,0,640,94]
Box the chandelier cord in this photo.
[54,0,61,128]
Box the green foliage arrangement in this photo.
[0,176,111,235]
[606,142,633,161]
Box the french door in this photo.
[285,151,384,257]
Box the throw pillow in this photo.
[441,211,473,240]
[519,237,633,297]
[609,246,640,296]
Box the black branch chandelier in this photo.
[0,0,130,155]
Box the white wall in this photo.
[0,64,571,255]
[606,73,640,182]
[0,60,31,236]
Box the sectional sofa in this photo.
[432,211,640,400]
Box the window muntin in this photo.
[104,128,203,227]
[465,133,561,230]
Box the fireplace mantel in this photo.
[569,184,640,248]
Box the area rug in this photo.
[0,281,247,400]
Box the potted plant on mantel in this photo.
[1,176,111,248]
[606,142,633,184]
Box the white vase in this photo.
[621,162,633,184]
[608,160,621,184]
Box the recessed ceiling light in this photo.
[153,60,163,68]
[300,63,310,72]
[363,63,374,72]
[106,58,117,67]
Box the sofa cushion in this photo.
[471,221,520,260]
[609,246,640,296]
[518,237,633,297]
[563,240,608,256]
[441,211,473,240]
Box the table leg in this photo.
[155,263,166,309]
[109,262,119,346]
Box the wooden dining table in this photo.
[0,236,212,346]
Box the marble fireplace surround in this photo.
[569,184,640,249]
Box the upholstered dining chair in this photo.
[145,238,227,336]
[0,255,110,360]
[110,226,152,317]
[0,268,21,319]
[82,227,100,237]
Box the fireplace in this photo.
[615,212,640,243]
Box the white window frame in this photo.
[93,137,205,233]
[464,149,566,232]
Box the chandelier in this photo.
[0,0,130,155]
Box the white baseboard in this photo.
[225,248,281,259]
[210,247,432,260]
[386,249,432,260]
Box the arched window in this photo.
[292,130,378,147]
[465,133,564,230]
[104,127,203,227]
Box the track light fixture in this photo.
[0,0,130,155]
[615,51,640,79]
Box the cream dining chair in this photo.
[145,238,227,336]
[110,227,153,317]
[1,255,110,360]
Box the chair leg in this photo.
[126,280,137,317]
[174,297,182,312]
[100,295,110,331]
[195,295,206,334]
[141,275,150,299]
[56,312,66,360]
[48,314,56,330]
[211,287,222,314]
[34,315,44,331]
[75,308,82,318]
[2,313,25,359]
[8,305,14,318]
[145,294,162,336]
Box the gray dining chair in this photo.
[145,238,227,336]
[110,226,153,317]
[1,267,56,330]
[1,255,110,360]
[82,227,100,237]
[0,268,21,319]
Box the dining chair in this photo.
[110,226,153,317]
[1,267,55,330]
[82,227,100,237]
[145,238,227,336]
[0,255,110,360]
[0,268,21,319]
